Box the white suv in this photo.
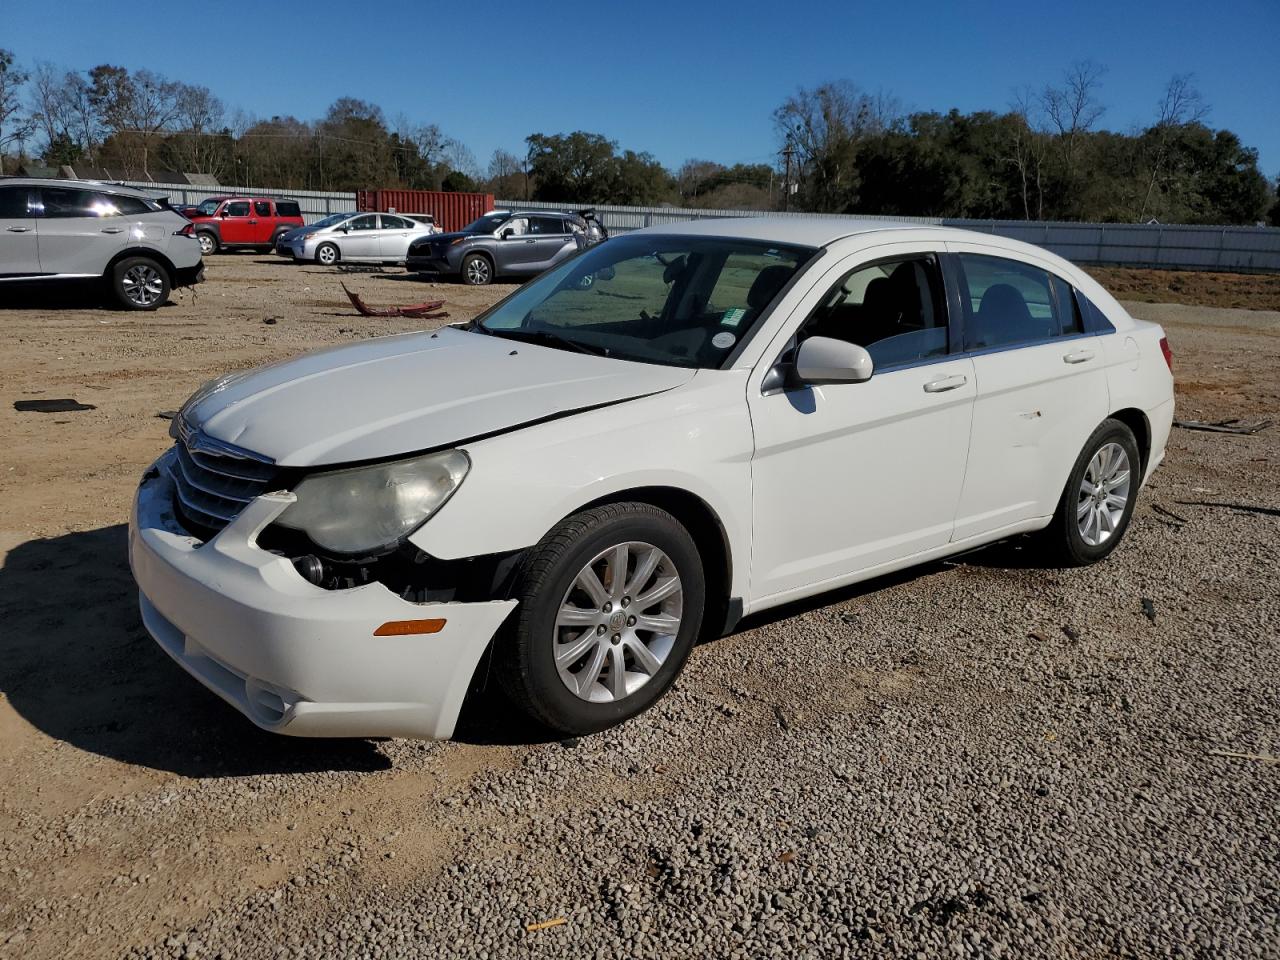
[0,178,204,309]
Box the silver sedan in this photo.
[277,213,439,266]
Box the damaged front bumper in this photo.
[128,450,516,740]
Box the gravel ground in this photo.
[1,257,1277,959]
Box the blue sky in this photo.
[5,0,1278,176]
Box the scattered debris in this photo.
[1206,748,1279,764]
[1061,625,1081,643]
[1027,631,1048,643]
[1174,418,1272,435]
[1178,500,1280,518]
[525,917,567,932]
[263,316,279,325]
[1152,503,1189,524]
[13,398,95,413]
[1141,598,1157,624]
[772,704,790,731]
[777,850,796,864]
[156,410,178,421]
[341,283,449,319]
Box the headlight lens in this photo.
[275,449,470,554]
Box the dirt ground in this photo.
[0,257,1277,958]
[1088,266,1280,312]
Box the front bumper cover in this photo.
[129,450,516,740]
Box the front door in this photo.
[218,200,255,244]
[944,245,1109,540]
[747,245,976,604]
[32,186,127,276]
[0,184,40,276]
[340,214,381,260]
[494,217,542,272]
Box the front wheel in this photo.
[497,503,706,736]
[111,257,170,310]
[1039,419,1141,566]
[461,253,492,285]
[315,242,339,266]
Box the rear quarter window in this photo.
[275,201,301,218]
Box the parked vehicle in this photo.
[186,197,305,255]
[131,219,1174,741]
[0,177,203,309]
[405,209,602,284]
[276,212,439,265]
[403,214,440,232]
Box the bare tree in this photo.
[1139,73,1209,219]
[773,80,885,211]
[0,50,34,161]
[167,82,227,176]
[1041,60,1106,209]
[1006,87,1050,219]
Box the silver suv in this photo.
[0,178,204,310]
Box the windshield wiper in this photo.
[482,327,607,357]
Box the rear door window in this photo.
[348,214,378,231]
[0,186,31,218]
[254,200,272,217]
[530,216,566,235]
[956,254,1069,351]
[37,188,110,218]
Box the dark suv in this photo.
[186,197,306,254]
[406,210,606,285]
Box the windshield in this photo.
[308,213,351,230]
[461,212,511,234]
[195,199,223,215]
[475,234,816,368]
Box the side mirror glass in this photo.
[794,336,874,385]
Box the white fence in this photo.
[499,199,1280,274]
[120,181,1280,272]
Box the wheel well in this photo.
[580,486,733,642]
[464,249,495,267]
[1109,408,1151,474]
[105,247,176,281]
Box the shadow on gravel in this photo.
[0,525,391,777]
[0,280,148,311]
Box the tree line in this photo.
[0,52,1276,225]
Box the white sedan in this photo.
[278,212,438,265]
[131,219,1174,740]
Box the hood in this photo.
[185,326,695,467]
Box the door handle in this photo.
[525,238,536,243]
[100,227,124,234]
[1063,349,1095,364]
[248,219,258,224]
[923,374,968,393]
[6,226,31,232]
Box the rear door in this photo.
[944,245,1108,540]
[376,214,415,260]
[218,200,254,244]
[32,187,128,276]
[529,216,577,270]
[0,184,40,276]
[250,200,275,244]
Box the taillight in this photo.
[1159,336,1173,373]
[173,223,194,237]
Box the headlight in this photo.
[275,450,470,554]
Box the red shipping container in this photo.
[356,189,495,232]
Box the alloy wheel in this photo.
[466,258,490,284]
[1077,441,1132,546]
[317,245,337,265]
[122,264,164,306]
[554,541,683,703]
[197,233,215,255]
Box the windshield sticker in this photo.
[721,308,747,327]
[712,331,737,350]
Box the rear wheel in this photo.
[1038,418,1141,566]
[111,257,170,310]
[316,242,339,266]
[196,231,218,255]
[462,253,492,285]
[497,503,705,736]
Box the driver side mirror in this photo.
[794,336,874,385]
[500,228,514,239]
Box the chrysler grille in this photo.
[167,435,276,533]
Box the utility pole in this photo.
[781,136,796,212]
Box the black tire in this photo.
[1038,418,1141,567]
[461,253,493,285]
[497,502,706,736]
[315,242,339,266]
[110,256,171,310]
[196,231,218,255]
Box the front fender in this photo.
[408,371,754,602]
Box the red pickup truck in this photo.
[184,197,305,254]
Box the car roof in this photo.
[629,216,958,247]
[0,176,160,199]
